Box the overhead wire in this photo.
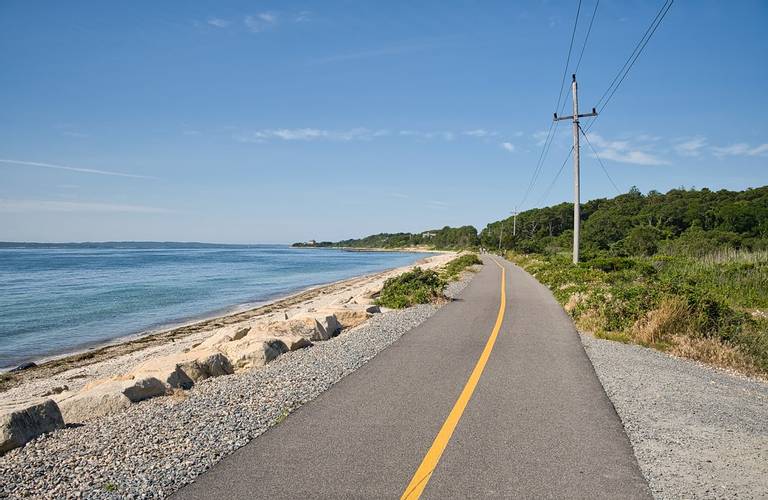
[579,124,622,195]
[517,0,583,211]
[586,0,674,132]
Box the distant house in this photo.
[421,232,436,238]
[307,239,317,246]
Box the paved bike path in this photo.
[174,255,650,499]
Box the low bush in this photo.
[376,267,446,309]
[441,253,482,280]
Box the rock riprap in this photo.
[7,310,360,438]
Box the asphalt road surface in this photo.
[174,255,651,499]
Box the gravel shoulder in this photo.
[581,334,768,500]
[0,272,475,499]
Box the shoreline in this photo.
[0,252,450,392]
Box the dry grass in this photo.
[667,335,761,377]
[698,248,768,266]
[631,297,692,345]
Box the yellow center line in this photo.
[400,257,507,499]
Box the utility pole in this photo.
[512,209,518,237]
[498,220,504,252]
[554,74,597,264]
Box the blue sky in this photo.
[0,0,766,243]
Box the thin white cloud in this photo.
[501,142,516,152]
[462,129,496,138]
[0,158,156,179]
[295,10,311,22]
[586,134,668,166]
[244,12,278,32]
[0,199,175,214]
[235,128,389,143]
[427,200,450,209]
[674,136,707,157]
[711,142,768,157]
[235,127,501,144]
[207,18,230,28]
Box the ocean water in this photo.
[0,245,430,369]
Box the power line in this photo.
[586,0,674,133]
[579,124,621,195]
[573,0,600,75]
[554,0,583,114]
[536,146,573,207]
[518,0,583,211]
[596,0,673,116]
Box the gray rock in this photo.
[0,399,64,455]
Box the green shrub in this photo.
[442,253,482,280]
[376,267,446,309]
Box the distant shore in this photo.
[294,245,446,253]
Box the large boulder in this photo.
[177,352,234,383]
[318,305,381,329]
[196,325,251,349]
[55,375,167,424]
[217,338,288,371]
[129,350,234,389]
[279,335,313,351]
[130,356,196,390]
[0,399,64,455]
[259,313,340,341]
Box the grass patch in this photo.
[441,253,482,280]
[376,267,446,309]
[508,250,768,378]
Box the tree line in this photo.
[294,186,768,257]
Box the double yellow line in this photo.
[401,258,507,499]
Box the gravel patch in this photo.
[581,334,768,499]
[0,273,475,499]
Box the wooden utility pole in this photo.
[554,74,597,264]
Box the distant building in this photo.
[421,232,436,238]
[308,239,317,246]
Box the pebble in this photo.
[582,334,768,499]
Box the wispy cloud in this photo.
[0,158,155,179]
[244,12,278,32]
[711,142,768,158]
[462,129,496,138]
[235,128,389,143]
[427,200,450,209]
[674,136,707,157]
[586,134,669,166]
[207,18,230,28]
[295,10,311,22]
[501,142,516,152]
[235,127,504,145]
[0,199,175,214]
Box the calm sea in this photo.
[0,245,429,369]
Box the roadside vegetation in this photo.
[440,253,482,280]
[376,254,482,308]
[494,186,768,378]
